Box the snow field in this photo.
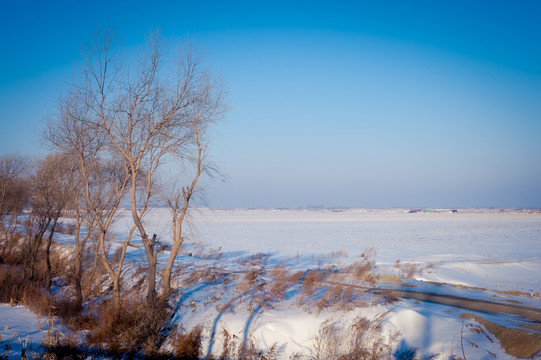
[124,208,540,358]
[3,208,540,358]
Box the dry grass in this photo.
[295,250,380,312]
[347,249,377,285]
[1,235,399,359]
[0,263,90,337]
[193,245,224,260]
[85,298,146,353]
[0,230,25,265]
[260,263,296,308]
[393,259,434,279]
[313,313,398,360]
[300,268,333,300]
[83,296,171,356]
[218,328,237,360]
[234,253,268,306]
[459,313,541,358]
[0,265,50,314]
[215,327,278,360]
[171,326,203,359]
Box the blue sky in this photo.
[1,1,540,208]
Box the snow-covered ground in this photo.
[131,208,541,358]
[135,208,541,293]
[2,208,541,359]
[0,304,47,359]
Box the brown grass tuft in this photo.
[313,313,398,360]
[171,326,203,359]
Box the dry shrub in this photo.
[217,328,277,360]
[0,231,24,264]
[185,265,221,287]
[298,256,380,312]
[85,298,151,353]
[347,251,377,285]
[171,326,202,359]
[0,265,51,314]
[0,263,95,335]
[313,313,398,360]
[49,247,72,280]
[300,268,333,299]
[219,328,237,360]
[315,283,364,312]
[235,253,268,304]
[394,260,425,279]
[260,263,294,308]
[240,253,268,284]
[193,245,224,260]
[80,243,111,300]
[110,245,123,264]
[81,270,110,300]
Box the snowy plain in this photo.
[138,208,541,293]
[129,208,541,358]
[2,208,541,359]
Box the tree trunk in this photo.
[91,239,100,275]
[161,239,182,298]
[146,234,158,308]
[45,218,58,292]
[74,247,83,311]
[112,276,121,311]
[27,230,45,281]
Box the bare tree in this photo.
[161,75,225,297]
[75,30,226,311]
[45,89,130,310]
[68,182,95,310]
[86,158,132,310]
[23,153,75,288]
[0,154,30,261]
[0,154,28,217]
[45,30,226,353]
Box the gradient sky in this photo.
[1,1,540,208]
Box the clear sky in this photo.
[1,1,540,209]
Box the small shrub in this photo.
[85,298,149,353]
[260,263,294,308]
[313,313,398,360]
[0,265,51,314]
[300,268,332,299]
[219,328,237,360]
[171,326,202,359]
[394,260,427,279]
[234,253,268,304]
[217,327,278,360]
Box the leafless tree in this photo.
[161,77,225,297]
[45,94,99,309]
[45,88,131,310]
[0,154,30,261]
[86,158,132,310]
[74,29,226,312]
[45,30,225,353]
[0,154,28,217]
[23,153,76,289]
